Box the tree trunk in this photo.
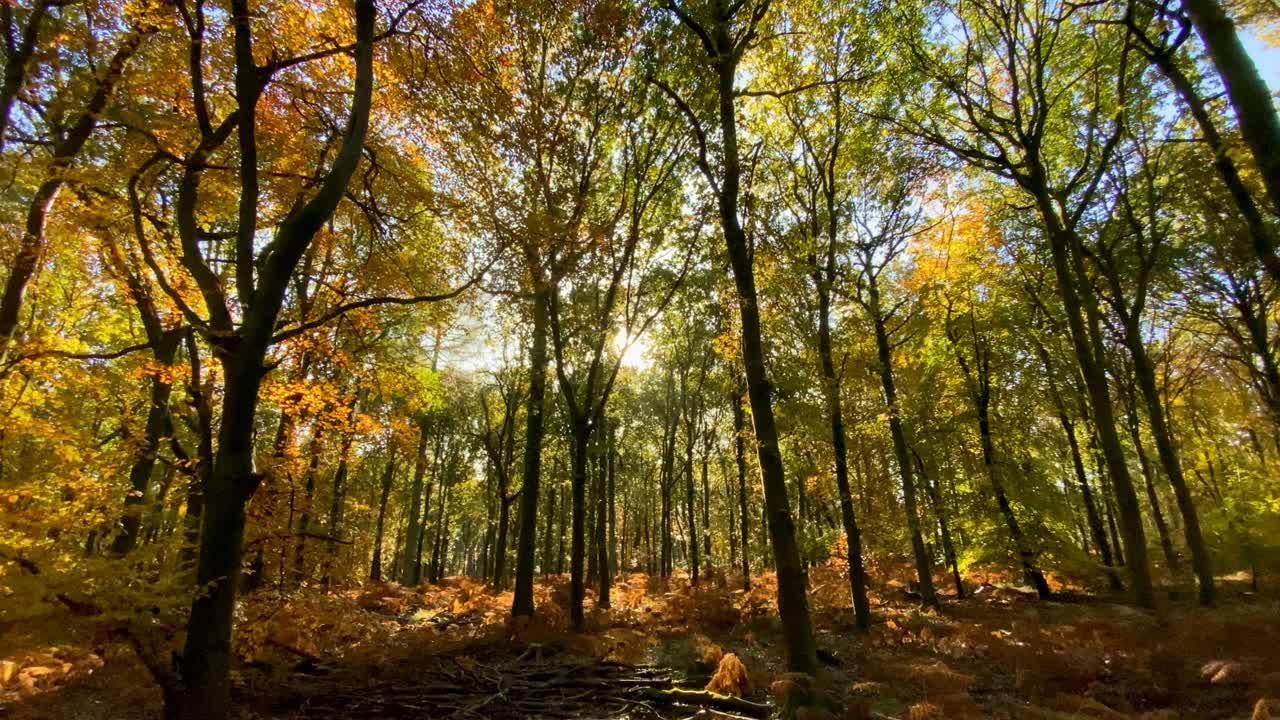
[1123,397,1179,573]
[710,46,816,673]
[732,388,751,589]
[816,277,870,627]
[543,483,556,576]
[369,453,398,582]
[512,287,549,617]
[111,329,183,555]
[291,428,324,585]
[915,450,963,600]
[569,419,591,628]
[868,281,938,609]
[1183,0,1280,226]
[1035,195,1153,606]
[400,420,430,586]
[1123,331,1214,604]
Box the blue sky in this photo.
[1244,31,1280,91]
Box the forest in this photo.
[1,0,1280,717]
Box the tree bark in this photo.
[111,329,183,555]
[815,270,870,627]
[1033,193,1153,606]
[512,287,549,617]
[868,280,939,609]
[370,453,398,582]
[732,387,751,589]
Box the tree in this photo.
[653,0,817,674]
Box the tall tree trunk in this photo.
[111,329,183,555]
[705,41,816,672]
[684,418,699,586]
[732,388,751,589]
[569,421,590,628]
[868,281,939,609]
[543,483,556,576]
[400,420,430,586]
[292,428,324,585]
[816,277,870,627]
[596,420,611,608]
[700,431,711,566]
[1038,340,1122,589]
[608,425,618,579]
[1034,195,1153,606]
[914,449,963,600]
[369,453,398,583]
[1121,330,1215,605]
[512,287,549,617]
[1123,397,1179,573]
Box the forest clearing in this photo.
[2,0,1280,717]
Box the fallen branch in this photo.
[632,687,771,718]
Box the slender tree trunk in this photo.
[868,282,939,609]
[543,483,556,576]
[512,287,549,617]
[1123,398,1179,573]
[684,419,699,586]
[569,421,590,628]
[1035,195,1153,606]
[1122,332,1215,604]
[816,279,870,627]
[292,428,324,585]
[111,330,182,555]
[704,44,816,672]
[400,420,430,586]
[915,450,963,600]
[596,421,611,608]
[1037,339,1122,588]
[732,388,751,589]
[369,453,397,583]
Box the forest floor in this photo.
[2,564,1279,719]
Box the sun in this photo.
[613,327,652,370]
